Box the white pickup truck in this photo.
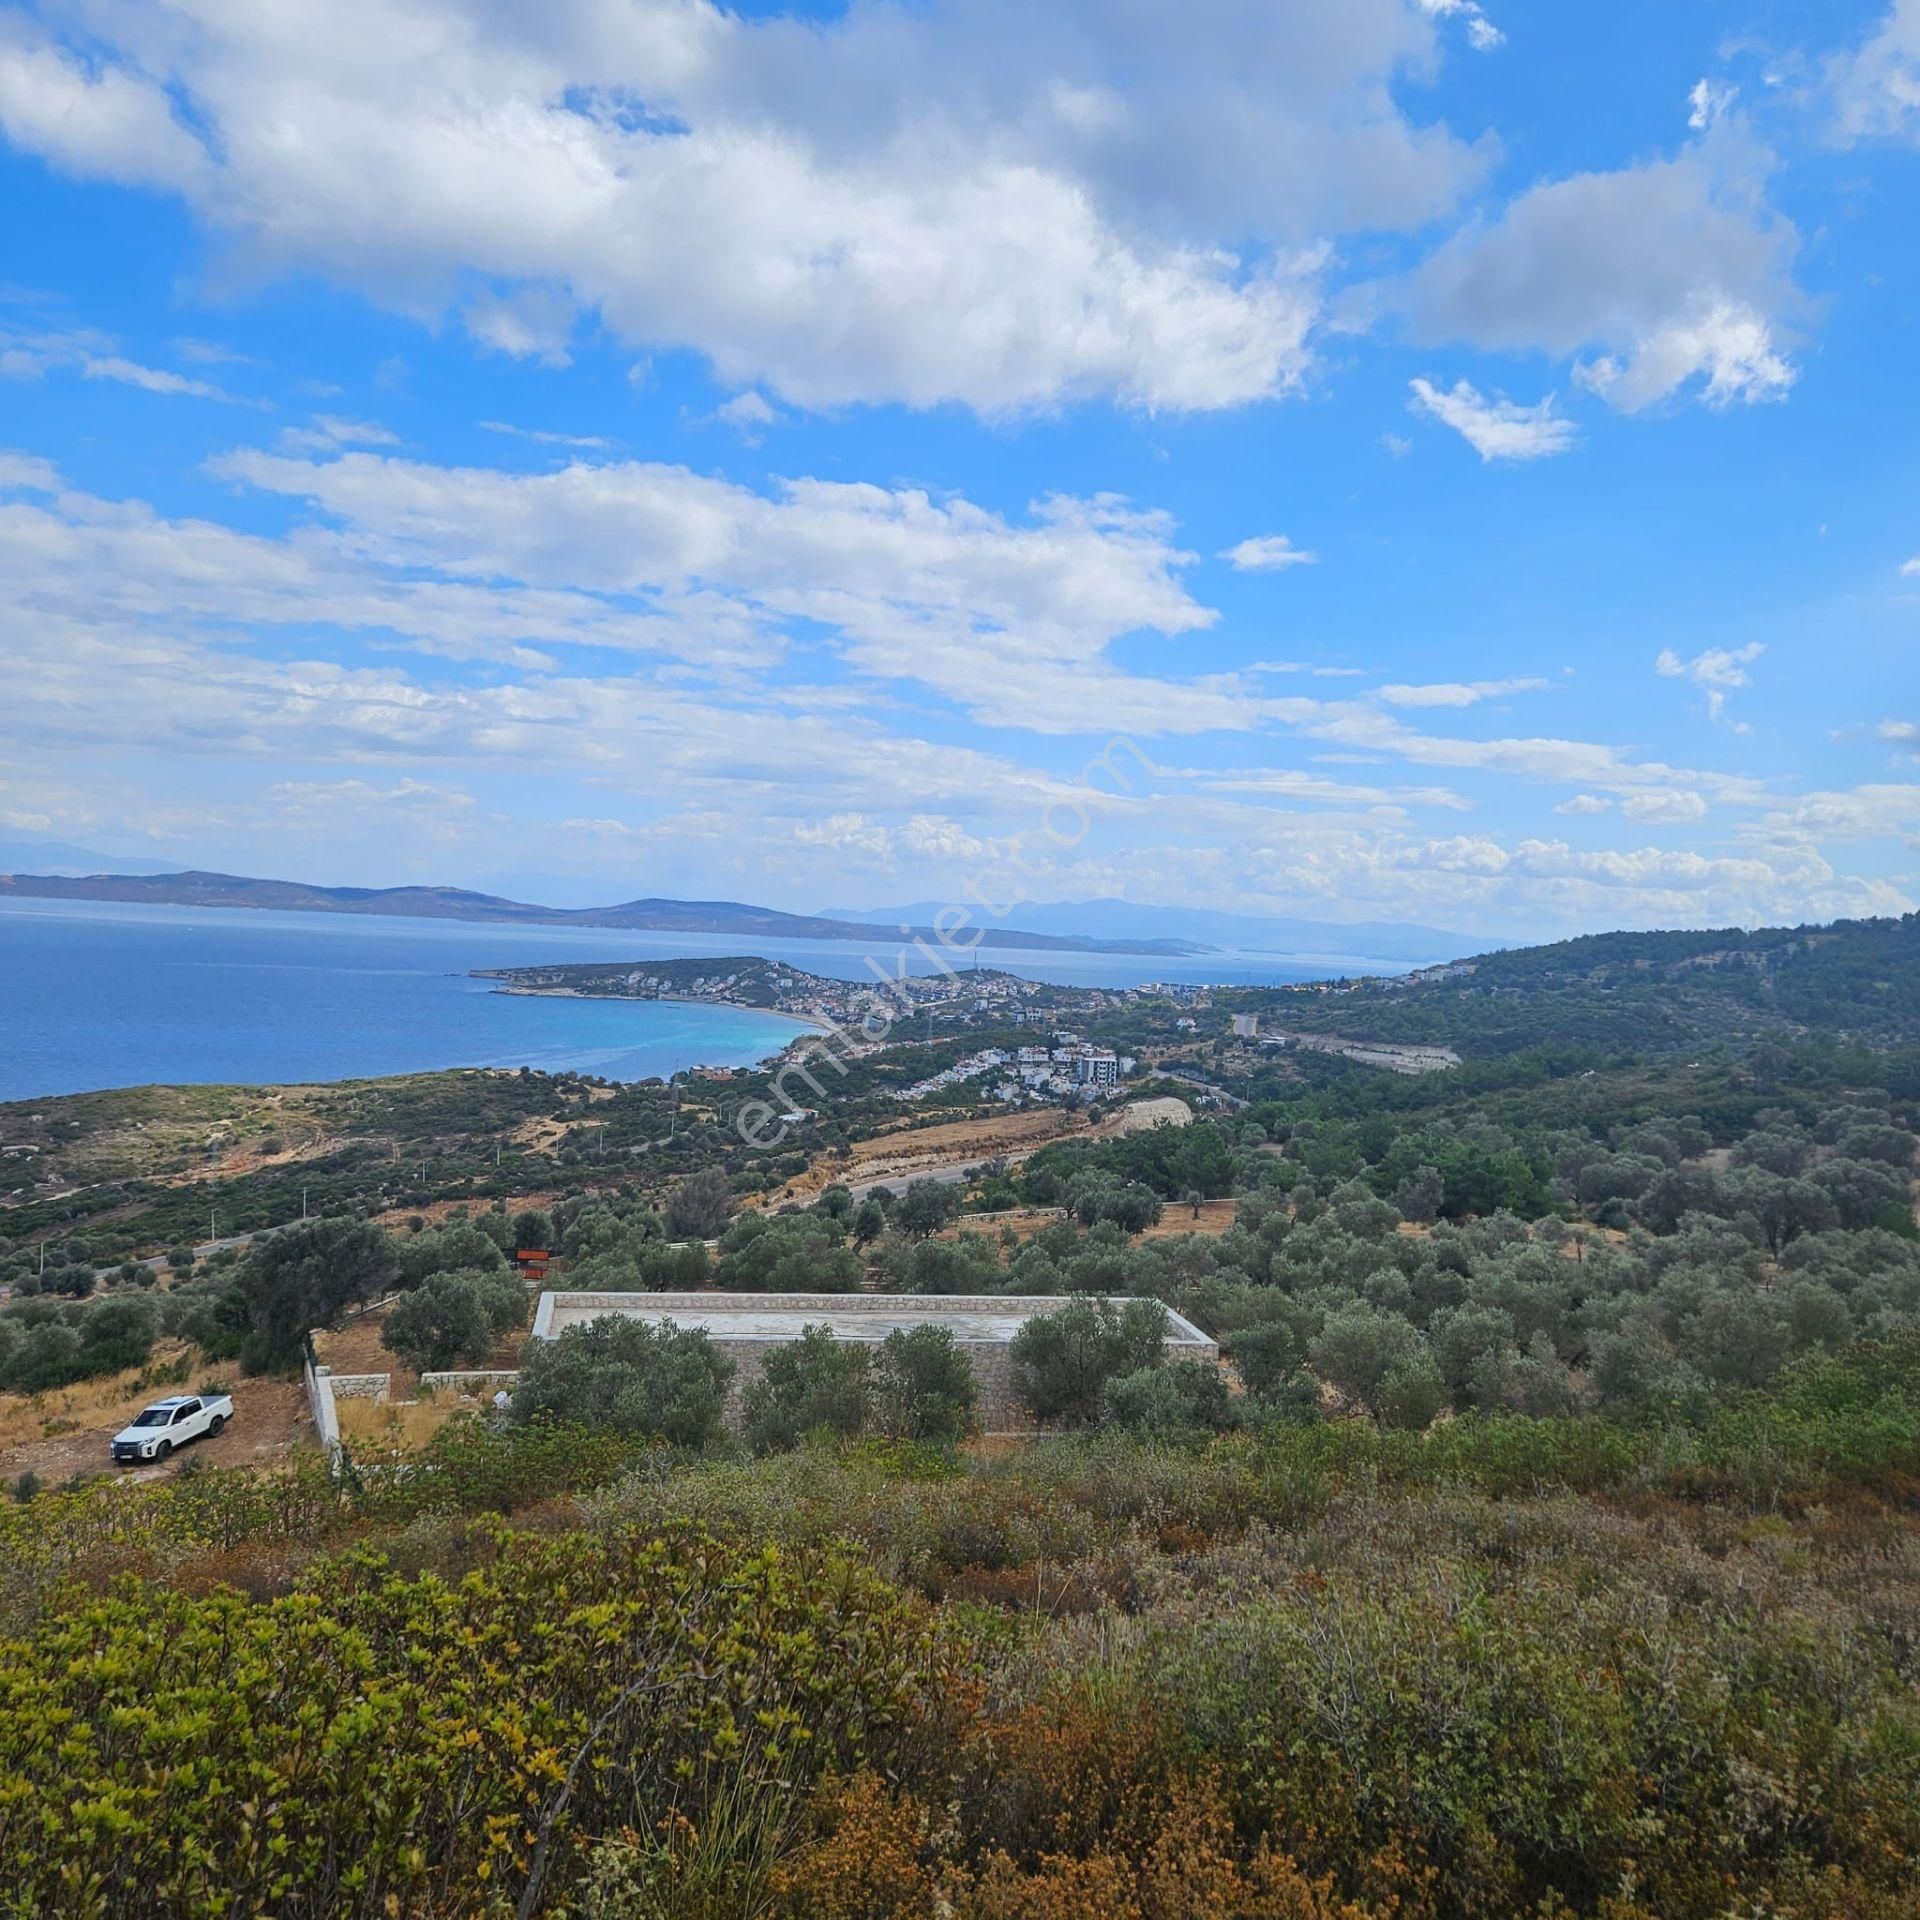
[109,1392,233,1466]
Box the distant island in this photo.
[0,868,1205,957]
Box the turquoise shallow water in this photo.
[0,898,816,1099]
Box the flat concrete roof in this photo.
[531,1290,1216,1352]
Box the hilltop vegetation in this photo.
[0,909,1916,1915]
[1241,912,1920,1057]
[1,1345,1917,1918]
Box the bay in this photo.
[0,896,1403,1099]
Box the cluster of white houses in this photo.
[892,1040,1137,1106]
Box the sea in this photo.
[0,896,1420,1100]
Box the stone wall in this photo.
[528,1291,1217,1437]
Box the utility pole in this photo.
[301,1186,308,1221]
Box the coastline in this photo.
[487,982,835,1037]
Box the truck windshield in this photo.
[130,1409,174,1427]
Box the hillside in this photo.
[1238,913,1920,1057]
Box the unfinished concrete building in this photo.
[529,1290,1218,1433]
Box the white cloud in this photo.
[1901,556,1920,577]
[480,421,615,451]
[1377,675,1547,707]
[210,446,1268,730]
[0,0,1499,416]
[1688,78,1737,131]
[462,287,575,367]
[0,449,61,493]
[1408,377,1577,460]
[713,391,779,440]
[0,456,786,674]
[1555,793,1612,815]
[1575,300,1793,412]
[1882,720,1920,757]
[1654,642,1764,721]
[174,338,259,367]
[1220,534,1317,571]
[0,14,206,190]
[1,321,260,404]
[276,416,400,454]
[1403,148,1798,413]
[1755,784,1920,846]
[1620,789,1709,823]
[82,355,258,405]
[1415,0,1505,53]
[1827,0,1920,143]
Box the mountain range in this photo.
[821,896,1482,964]
[0,838,179,878]
[0,866,1203,957]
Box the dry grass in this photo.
[0,1340,207,1451]
[778,1109,1088,1204]
[335,1396,468,1447]
[1140,1199,1238,1239]
[368,1192,561,1233]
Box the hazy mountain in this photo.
[0,869,1201,956]
[819,897,1483,963]
[0,838,179,878]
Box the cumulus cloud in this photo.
[1620,789,1709,823]
[1575,301,1793,413]
[1555,794,1612,815]
[0,0,1501,416]
[1655,642,1764,721]
[0,13,206,190]
[1408,377,1577,460]
[1220,534,1317,571]
[1402,148,1798,413]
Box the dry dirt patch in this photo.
[0,1350,312,1486]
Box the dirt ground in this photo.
[367,1192,563,1234]
[777,1108,1088,1203]
[0,1349,314,1488]
[937,1197,1239,1244]
[1141,1198,1239,1238]
[314,1299,528,1447]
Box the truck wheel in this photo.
[155,1439,172,1461]
[207,1415,226,1435]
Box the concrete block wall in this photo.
[528,1291,1217,1437]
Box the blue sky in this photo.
[0,0,1916,942]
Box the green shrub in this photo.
[1103,1358,1236,1435]
[872,1325,979,1445]
[1009,1298,1168,1429]
[742,1326,872,1454]
[513,1315,735,1449]
[381,1266,526,1372]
